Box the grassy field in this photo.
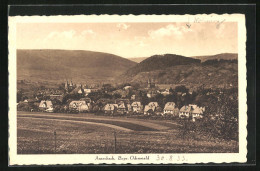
[17,112,239,154]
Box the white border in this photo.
[8,14,247,165]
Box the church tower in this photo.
[65,80,69,92]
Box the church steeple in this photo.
[65,80,68,90]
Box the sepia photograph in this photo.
[8,14,247,165]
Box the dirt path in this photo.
[18,112,171,131]
[18,116,133,132]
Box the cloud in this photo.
[81,29,96,36]
[134,36,148,47]
[116,23,130,30]
[148,24,192,39]
[46,30,76,39]
[44,29,97,44]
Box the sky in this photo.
[16,22,237,58]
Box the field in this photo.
[17,111,238,154]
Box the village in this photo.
[17,78,238,123]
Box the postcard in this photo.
[8,14,247,165]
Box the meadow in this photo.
[17,112,238,154]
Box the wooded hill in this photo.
[17,49,136,83]
[119,53,238,89]
[125,54,201,76]
[192,53,238,62]
[17,49,238,89]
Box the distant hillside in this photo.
[128,57,148,63]
[17,49,137,83]
[119,53,238,89]
[124,54,201,76]
[192,53,238,62]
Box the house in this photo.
[39,100,53,112]
[163,102,176,115]
[191,106,205,121]
[148,102,159,108]
[127,104,132,112]
[179,105,192,118]
[83,89,92,96]
[147,91,157,98]
[69,101,89,112]
[179,104,205,120]
[131,101,143,113]
[117,102,127,114]
[49,94,63,102]
[103,104,118,114]
[147,79,155,88]
[161,89,170,96]
[123,86,132,90]
[77,89,84,94]
[144,105,156,115]
[79,97,92,110]
[79,97,92,103]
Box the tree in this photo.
[154,94,164,107]
[102,84,114,91]
[175,85,188,93]
[169,87,174,94]
[103,93,112,99]
[113,93,122,99]
[165,94,177,104]
[17,90,23,102]
[140,94,149,106]
[193,88,238,141]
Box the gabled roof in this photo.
[148,102,159,107]
[118,103,126,109]
[189,104,198,110]
[104,104,118,111]
[180,105,192,112]
[131,101,142,107]
[83,89,91,93]
[192,107,203,114]
[39,100,53,108]
[69,101,86,106]
[123,86,132,90]
[164,102,176,111]
[144,105,156,112]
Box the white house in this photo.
[179,104,205,120]
[69,101,89,112]
[117,102,127,114]
[179,105,192,118]
[161,89,170,96]
[191,106,205,121]
[163,102,176,115]
[39,100,53,112]
[123,86,132,90]
[103,104,118,114]
[144,105,156,115]
[131,101,143,113]
[84,89,92,96]
[148,102,159,108]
